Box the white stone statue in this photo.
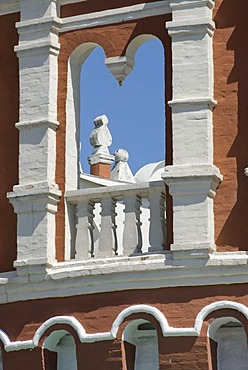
[111,149,136,183]
[88,114,114,166]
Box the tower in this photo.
[0,0,247,369]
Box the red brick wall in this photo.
[213,0,248,251]
[0,13,19,272]
[43,350,57,370]
[159,336,210,370]
[3,348,43,370]
[0,284,247,369]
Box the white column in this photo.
[8,0,61,273]
[163,0,222,256]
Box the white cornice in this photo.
[0,0,19,15]
[58,1,170,32]
[16,1,170,34]
[0,252,246,305]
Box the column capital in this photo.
[8,181,61,214]
[169,0,214,10]
[8,182,61,270]
[19,0,58,21]
[162,164,223,198]
[166,19,215,38]
[163,165,223,257]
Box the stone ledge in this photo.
[0,252,246,304]
[15,119,59,131]
[168,97,217,110]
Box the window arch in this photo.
[209,317,248,370]
[123,319,160,370]
[66,42,100,190]
[80,37,165,175]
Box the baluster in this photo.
[75,200,95,260]
[123,195,142,255]
[140,197,150,254]
[97,197,117,258]
[148,190,166,252]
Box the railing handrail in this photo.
[65,180,165,203]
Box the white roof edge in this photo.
[80,172,130,187]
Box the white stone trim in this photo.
[15,119,59,131]
[105,56,135,85]
[0,252,245,304]
[0,0,19,15]
[58,1,170,33]
[207,317,242,340]
[8,182,61,267]
[33,316,86,346]
[0,300,247,352]
[168,97,217,109]
[166,19,215,37]
[194,300,248,333]
[111,305,170,337]
[14,1,170,35]
[169,0,214,9]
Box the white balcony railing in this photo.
[66,181,166,260]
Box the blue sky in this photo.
[80,39,165,175]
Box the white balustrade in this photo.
[66,181,166,260]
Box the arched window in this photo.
[65,36,167,260]
[123,319,160,370]
[43,330,78,370]
[209,317,248,370]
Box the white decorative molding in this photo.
[194,300,248,333]
[88,115,114,166]
[13,1,170,34]
[168,97,217,109]
[15,119,59,131]
[33,316,86,346]
[105,56,135,86]
[111,149,136,183]
[0,0,19,15]
[67,181,165,258]
[19,0,58,21]
[0,252,245,304]
[0,300,247,352]
[8,182,61,269]
[166,19,215,37]
[169,0,214,9]
[111,305,170,338]
[58,1,170,33]
[163,165,223,254]
[194,301,248,333]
